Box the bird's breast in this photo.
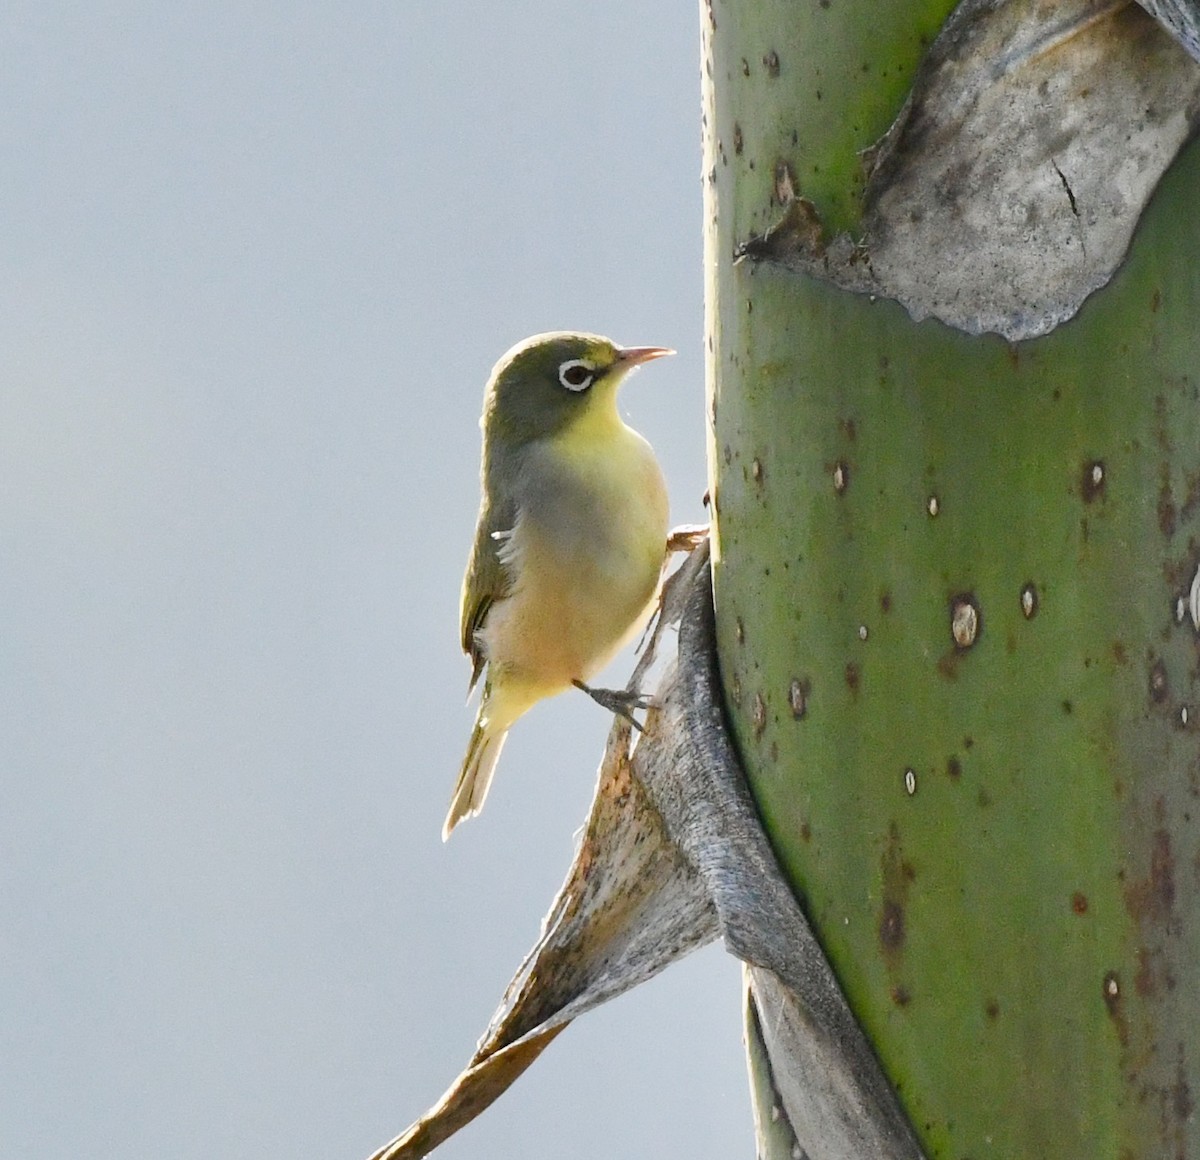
[482,420,668,689]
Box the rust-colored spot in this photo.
[1112,641,1128,666]
[844,661,860,697]
[607,751,634,802]
[1154,391,1173,455]
[890,985,911,1007]
[1174,1056,1194,1122]
[788,676,810,719]
[947,755,962,781]
[732,121,743,155]
[985,998,1000,1021]
[800,820,811,842]
[1181,468,1200,520]
[740,57,750,77]
[773,160,796,206]
[763,49,780,76]
[1072,891,1089,915]
[1152,828,1177,911]
[1102,971,1128,1046]
[880,590,892,614]
[1081,459,1106,503]
[1149,657,1169,704]
[1135,946,1156,997]
[752,690,767,738]
[937,650,960,680]
[1162,550,1197,596]
[880,899,905,952]
[1062,699,1074,715]
[1159,479,1178,537]
[879,822,910,963]
[1125,826,1177,925]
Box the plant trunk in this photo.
[704,1,1200,1155]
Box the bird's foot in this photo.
[635,525,709,653]
[572,679,653,732]
[666,523,709,554]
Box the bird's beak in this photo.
[615,345,675,368]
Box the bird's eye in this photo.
[558,360,595,392]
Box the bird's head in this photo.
[483,331,672,443]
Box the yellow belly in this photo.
[481,418,668,713]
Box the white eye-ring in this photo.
[558,359,596,392]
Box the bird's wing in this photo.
[459,494,518,693]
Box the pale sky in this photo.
[2,4,751,1157]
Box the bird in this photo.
[444,331,671,839]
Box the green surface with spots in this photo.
[702,0,952,235]
[702,1,1200,1156]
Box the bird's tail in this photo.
[442,714,508,841]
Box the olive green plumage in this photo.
[445,332,671,839]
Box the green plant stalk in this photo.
[700,0,955,236]
[703,1,1200,1155]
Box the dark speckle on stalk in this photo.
[788,677,810,719]
[950,594,981,649]
[1149,658,1169,704]
[1081,460,1106,503]
[1020,582,1038,619]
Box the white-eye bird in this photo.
[444,332,671,839]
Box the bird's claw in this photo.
[572,680,653,732]
[666,523,709,554]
